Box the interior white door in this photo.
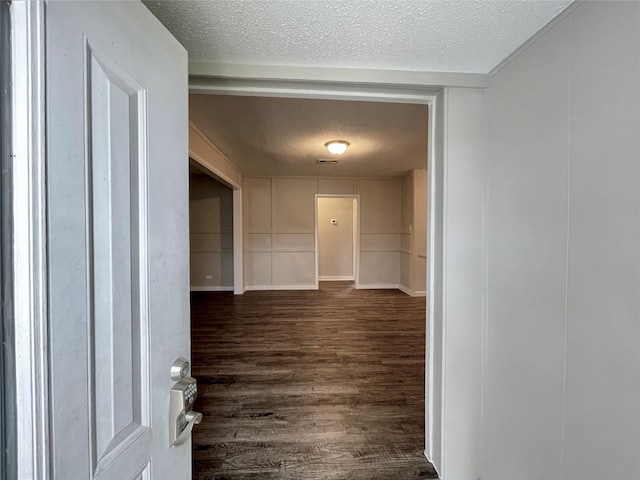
[46,2,190,479]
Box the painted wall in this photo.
[243,177,316,289]
[317,197,354,280]
[358,178,401,287]
[400,173,413,291]
[413,169,427,293]
[243,176,402,289]
[483,2,640,479]
[400,169,427,296]
[189,174,234,290]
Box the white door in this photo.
[46,2,191,479]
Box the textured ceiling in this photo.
[145,0,572,74]
[189,95,428,177]
[163,1,571,178]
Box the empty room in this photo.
[187,94,432,478]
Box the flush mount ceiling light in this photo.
[325,140,350,155]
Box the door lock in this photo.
[169,357,202,447]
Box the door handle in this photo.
[172,411,202,447]
[186,411,203,425]
[169,358,203,447]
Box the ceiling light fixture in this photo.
[325,140,350,155]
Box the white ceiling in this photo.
[189,95,428,177]
[144,0,572,74]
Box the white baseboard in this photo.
[318,276,355,281]
[398,284,413,296]
[423,449,441,479]
[245,285,318,291]
[243,284,417,293]
[190,286,233,292]
[356,283,400,290]
[398,285,427,297]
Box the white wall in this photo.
[413,169,427,293]
[243,176,402,289]
[400,173,414,291]
[358,178,402,287]
[243,177,316,289]
[189,174,234,290]
[400,169,428,296]
[483,2,640,479]
[318,197,354,280]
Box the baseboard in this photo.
[243,284,419,293]
[398,284,413,296]
[318,276,355,281]
[424,449,441,479]
[356,283,400,290]
[190,286,233,292]
[398,285,427,297]
[245,285,318,291]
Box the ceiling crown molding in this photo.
[489,0,582,78]
[189,63,489,90]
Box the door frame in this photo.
[8,2,51,479]
[314,194,360,287]
[189,123,245,295]
[1,1,13,478]
[191,75,444,473]
[188,158,244,294]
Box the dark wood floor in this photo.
[190,281,437,480]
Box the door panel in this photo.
[46,2,189,479]
[88,42,150,476]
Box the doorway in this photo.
[315,194,359,286]
[187,91,437,478]
[188,122,245,296]
[189,162,235,292]
[190,88,445,474]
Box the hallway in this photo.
[191,282,436,480]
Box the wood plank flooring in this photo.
[191,281,437,480]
